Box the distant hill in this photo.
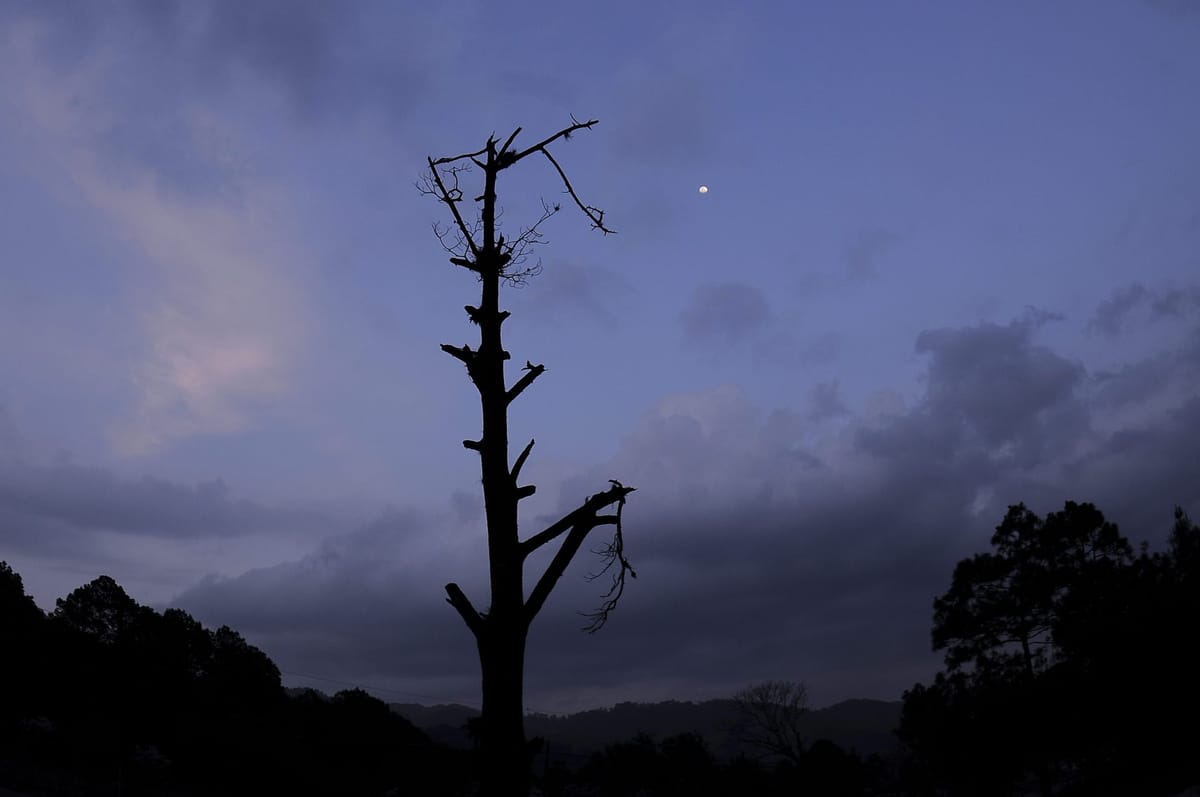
[390,698,902,762]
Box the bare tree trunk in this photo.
[477,631,528,795]
[424,120,636,797]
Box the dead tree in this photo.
[731,680,811,767]
[420,118,636,796]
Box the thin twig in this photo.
[540,147,614,234]
[425,158,480,258]
[508,117,599,165]
[581,481,636,633]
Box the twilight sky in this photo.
[2,0,1199,714]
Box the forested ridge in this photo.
[2,498,1197,795]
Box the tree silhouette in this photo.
[1,561,47,723]
[52,574,153,645]
[932,501,1132,679]
[730,680,810,767]
[0,560,42,626]
[0,564,470,795]
[421,118,635,796]
[901,501,1200,795]
[926,502,1135,795]
[897,669,1031,795]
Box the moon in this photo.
[698,185,709,194]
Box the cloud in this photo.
[680,282,770,345]
[450,490,484,526]
[0,461,298,541]
[0,404,30,466]
[1059,396,1200,536]
[807,381,849,422]
[3,0,434,131]
[174,508,484,701]
[537,312,1195,706]
[1086,321,1200,485]
[0,452,342,610]
[1150,285,1200,318]
[1088,282,1200,337]
[1089,283,1151,337]
[23,310,1196,712]
[903,311,1089,465]
[6,231,1194,702]
[4,19,315,456]
[511,261,633,328]
[196,0,349,117]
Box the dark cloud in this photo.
[1092,322,1200,409]
[0,459,322,543]
[904,311,1089,465]
[174,508,482,701]
[807,381,849,422]
[1092,352,1177,409]
[5,0,433,196]
[0,403,29,465]
[1150,285,1200,318]
[680,282,770,344]
[1088,283,1151,337]
[198,0,345,117]
[1088,282,1200,337]
[1060,396,1200,535]
[24,311,1196,711]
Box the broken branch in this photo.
[581,483,636,633]
[507,363,545,405]
[445,582,485,637]
[519,483,634,558]
[440,343,475,366]
[512,439,535,482]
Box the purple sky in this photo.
[2,1,1199,714]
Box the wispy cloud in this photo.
[4,22,313,457]
[1088,281,1200,338]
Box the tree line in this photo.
[897,501,1200,795]
[0,564,468,795]
[4,496,1196,795]
[0,563,883,796]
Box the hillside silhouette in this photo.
[2,498,1198,795]
[392,697,900,762]
[0,563,469,796]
